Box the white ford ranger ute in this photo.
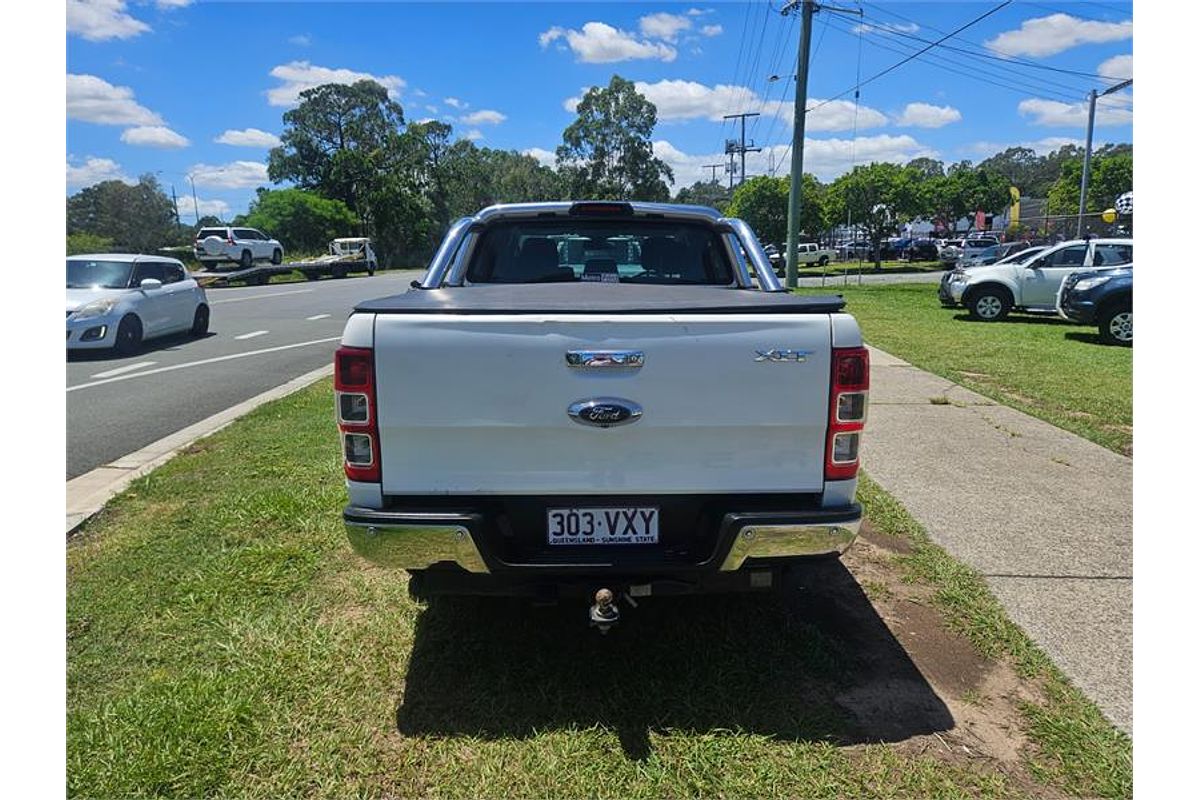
[335,202,868,627]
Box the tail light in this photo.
[826,346,869,480]
[335,346,379,482]
[227,232,236,245]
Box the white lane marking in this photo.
[235,330,269,340]
[67,337,342,393]
[306,314,330,321]
[209,289,312,304]
[91,361,157,379]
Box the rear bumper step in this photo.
[343,504,860,576]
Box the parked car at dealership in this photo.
[940,236,999,266]
[1057,264,1133,346]
[193,226,284,271]
[943,238,1132,321]
[67,254,210,354]
[903,238,940,261]
[938,246,1045,306]
[957,241,1032,268]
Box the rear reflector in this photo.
[334,346,379,482]
[826,346,869,480]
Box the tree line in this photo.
[66,73,1130,267]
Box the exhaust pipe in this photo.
[588,588,619,633]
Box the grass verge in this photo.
[855,474,1132,799]
[805,282,1132,455]
[67,380,1129,798]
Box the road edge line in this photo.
[66,363,334,536]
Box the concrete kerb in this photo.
[66,363,334,536]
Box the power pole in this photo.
[726,148,738,191]
[1077,78,1132,238]
[782,1,815,288]
[722,112,761,188]
[170,185,180,226]
[188,174,201,224]
[781,1,860,287]
[703,163,723,183]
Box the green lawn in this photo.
[806,282,1133,455]
[67,380,1129,798]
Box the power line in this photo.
[821,13,1095,105]
[805,0,1015,116]
[860,1,1125,84]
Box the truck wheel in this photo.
[965,287,1011,321]
[818,256,829,267]
[367,261,376,276]
[190,304,210,337]
[271,249,283,265]
[1098,304,1132,346]
[240,249,253,269]
[114,314,142,356]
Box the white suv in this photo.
[945,238,1132,321]
[194,226,284,271]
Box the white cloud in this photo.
[700,24,723,37]
[67,73,163,126]
[686,7,714,16]
[462,129,484,142]
[288,33,312,46]
[639,12,692,42]
[180,196,231,219]
[895,102,961,128]
[66,156,133,188]
[985,13,1132,58]
[120,125,190,148]
[444,97,466,109]
[522,147,557,168]
[189,161,270,189]
[215,128,282,148]
[852,21,920,35]
[539,22,676,63]
[155,0,193,7]
[1098,54,1132,81]
[601,79,886,133]
[1018,96,1133,127]
[653,134,936,186]
[266,61,406,107]
[66,0,150,41]
[459,109,506,126]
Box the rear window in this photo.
[466,220,734,285]
[197,228,227,240]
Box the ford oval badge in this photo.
[567,397,643,428]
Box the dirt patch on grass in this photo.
[840,533,1054,792]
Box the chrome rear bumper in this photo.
[344,504,860,575]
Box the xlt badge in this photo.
[755,349,813,363]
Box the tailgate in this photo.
[372,313,832,495]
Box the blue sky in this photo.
[66,1,1133,220]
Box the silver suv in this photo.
[194,226,284,271]
[944,238,1133,321]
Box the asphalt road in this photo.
[66,270,423,479]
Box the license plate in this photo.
[546,507,659,545]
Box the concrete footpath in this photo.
[862,345,1132,733]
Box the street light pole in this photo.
[188,174,200,224]
[1077,78,1131,237]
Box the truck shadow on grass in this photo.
[395,561,952,760]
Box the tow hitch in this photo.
[588,588,620,633]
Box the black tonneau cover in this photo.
[355,284,846,315]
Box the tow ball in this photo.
[588,588,620,633]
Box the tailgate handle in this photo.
[566,350,644,369]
